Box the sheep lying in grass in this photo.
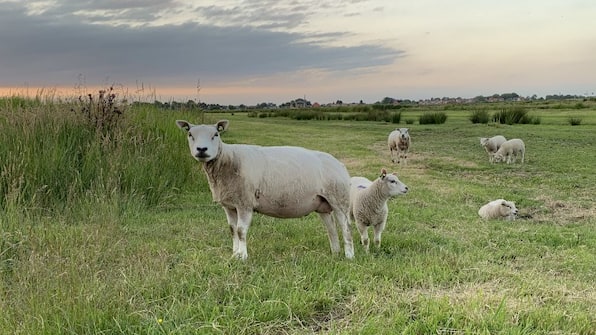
[493,138,525,164]
[480,135,506,163]
[388,128,411,164]
[349,168,409,252]
[478,199,518,221]
[176,119,354,260]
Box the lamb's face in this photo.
[480,137,489,146]
[185,124,222,163]
[493,153,505,163]
[499,200,518,219]
[383,173,409,196]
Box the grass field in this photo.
[1,99,595,334]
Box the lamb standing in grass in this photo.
[349,168,409,252]
[388,128,411,164]
[480,135,507,163]
[478,199,519,221]
[493,138,525,164]
[176,119,354,260]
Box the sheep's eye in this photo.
[212,133,219,140]
[188,133,193,140]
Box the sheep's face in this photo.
[499,200,518,220]
[381,171,409,196]
[398,128,410,141]
[480,137,489,146]
[176,120,223,163]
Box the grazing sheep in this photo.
[388,128,411,164]
[349,168,409,252]
[480,135,507,163]
[176,119,354,260]
[478,199,519,221]
[493,138,525,164]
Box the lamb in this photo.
[478,199,518,221]
[493,138,525,164]
[176,119,354,260]
[388,128,411,164]
[349,168,409,252]
[480,135,507,163]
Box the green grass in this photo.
[1,98,595,334]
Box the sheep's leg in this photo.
[319,212,341,255]
[334,210,354,259]
[233,209,253,260]
[223,207,239,255]
[356,221,370,253]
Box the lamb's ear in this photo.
[380,168,387,179]
[176,120,192,132]
[216,119,229,133]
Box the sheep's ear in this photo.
[176,120,192,132]
[215,119,229,133]
[380,168,387,179]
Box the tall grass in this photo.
[0,93,197,216]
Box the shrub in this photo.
[492,107,529,125]
[568,117,582,126]
[419,112,447,124]
[469,110,490,124]
[390,112,401,124]
[405,119,415,125]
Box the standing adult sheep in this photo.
[388,128,411,165]
[176,119,354,260]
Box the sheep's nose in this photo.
[405,186,409,191]
[196,147,208,153]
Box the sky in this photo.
[0,0,595,105]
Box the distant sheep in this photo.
[176,119,354,260]
[388,128,411,164]
[493,138,525,164]
[478,199,518,220]
[480,135,507,163]
[349,168,409,252]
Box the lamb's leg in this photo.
[356,221,370,253]
[319,212,341,255]
[373,220,387,249]
[233,208,253,260]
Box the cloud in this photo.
[0,1,404,88]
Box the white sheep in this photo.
[493,138,525,164]
[176,119,354,260]
[479,135,507,163]
[388,128,411,164]
[349,168,409,252]
[478,199,519,221]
